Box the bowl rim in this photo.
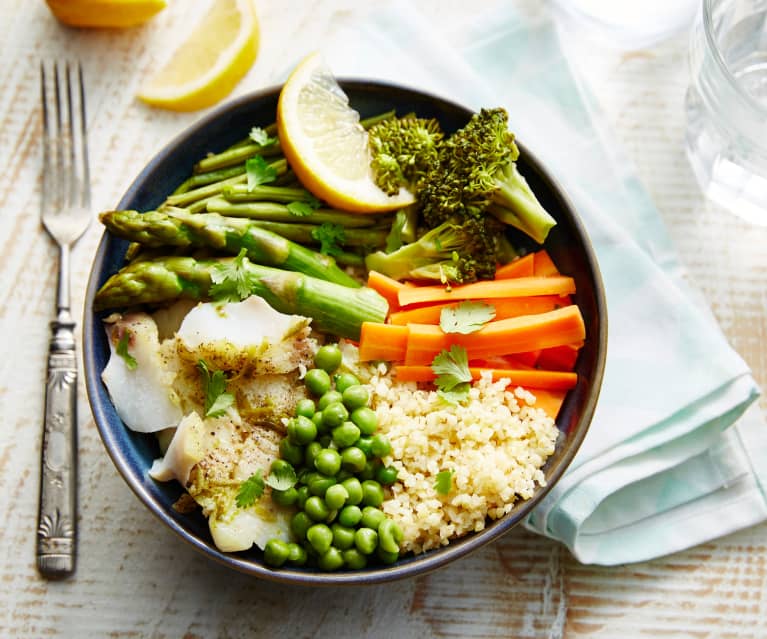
[83,79,607,585]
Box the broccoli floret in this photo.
[365,217,500,284]
[368,116,444,195]
[420,108,556,244]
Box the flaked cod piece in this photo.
[102,296,318,552]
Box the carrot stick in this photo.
[367,270,411,311]
[397,275,576,307]
[358,322,408,361]
[388,295,568,326]
[404,305,586,365]
[495,252,536,279]
[393,365,577,390]
[529,389,568,420]
[533,250,560,276]
[537,344,581,371]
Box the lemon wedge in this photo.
[46,0,167,28]
[277,52,415,214]
[137,0,259,112]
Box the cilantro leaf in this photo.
[286,201,317,217]
[437,385,471,405]
[197,359,235,418]
[440,301,496,335]
[249,126,277,147]
[265,464,298,491]
[246,156,277,190]
[434,469,455,495]
[236,472,265,508]
[209,249,254,302]
[116,330,137,370]
[432,345,472,391]
[311,222,345,257]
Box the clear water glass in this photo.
[685,0,767,224]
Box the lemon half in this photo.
[46,0,167,28]
[137,0,259,112]
[277,52,415,214]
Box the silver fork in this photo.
[36,62,91,579]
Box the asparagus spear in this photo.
[204,197,388,228]
[93,255,388,340]
[98,209,361,288]
[221,184,318,204]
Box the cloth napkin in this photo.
[273,1,767,565]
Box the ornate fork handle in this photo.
[36,310,78,578]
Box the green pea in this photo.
[314,448,342,476]
[322,401,348,428]
[376,465,399,486]
[263,538,291,567]
[331,523,356,550]
[338,504,363,528]
[358,458,380,481]
[350,406,377,435]
[304,441,323,468]
[341,446,367,473]
[378,519,403,553]
[332,421,360,448]
[334,372,360,393]
[371,434,392,458]
[356,436,374,458]
[279,438,304,467]
[312,410,325,431]
[291,511,312,539]
[361,480,385,507]
[306,523,333,554]
[305,496,330,521]
[360,506,386,530]
[304,368,331,396]
[354,527,378,555]
[318,434,332,448]
[317,547,345,571]
[342,385,369,411]
[341,477,363,506]
[287,542,308,566]
[295,485,310,510]
[317,390,343,411]
[295,398,316,418]
[307,473,336,497]
[342,548,368,570]
[336,469,353,482]
[271,486,298,507]
[377,547,399,565]
[324,483,349,511]
[289,415,318,445]
[314,344,343,373]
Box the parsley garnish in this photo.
[249,126,277,147]
[440,301,496,335]
[311,222,345,256]
[434,469,455,495]
[236,471,265,508]
[265,464,298,491]
[197,359,235,418]
[116,330,137,370]
[431,345,472,404]
[286,200,319,217]
[209,249,254,302]
[246,156,277,190]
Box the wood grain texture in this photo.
[1,1,765,637]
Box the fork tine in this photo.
[64,62,77,209]
[40,62,51,213]
[77,63,91,209]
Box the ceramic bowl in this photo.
[83,80,607,585]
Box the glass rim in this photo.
[703,0,767,115]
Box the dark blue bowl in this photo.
[83,81,607,585]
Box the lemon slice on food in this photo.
[46,0,167,28]
[277,52,416,214]
[137,0,259,112]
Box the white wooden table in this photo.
[2,1,766,637]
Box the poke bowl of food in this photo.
[83,53,607,584]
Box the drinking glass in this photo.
[684,0,767,224]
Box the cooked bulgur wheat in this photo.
[370,371,560,554]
